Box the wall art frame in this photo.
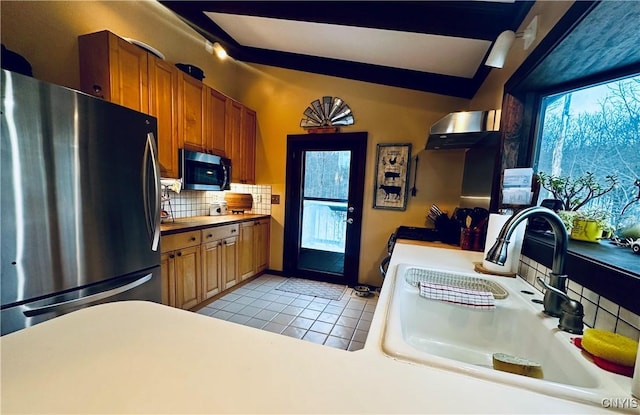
[373,143,412,210]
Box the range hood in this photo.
[426,110,501,150]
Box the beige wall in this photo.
[0,1,238,97]
[1,1,573,287]
[234,64,468,283]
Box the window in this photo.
[534,74,640,229]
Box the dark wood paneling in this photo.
[159,1,534,97]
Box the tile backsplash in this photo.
[162,183,272,219]
[518,256,640,341]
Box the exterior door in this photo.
[283,132,367,286]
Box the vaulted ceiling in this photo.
[160,1,535,98]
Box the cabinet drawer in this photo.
[202,224,239,243]
[161,230,201,253]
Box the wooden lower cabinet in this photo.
[174,245,201,310]
[221,236,239,290]
[160,252,176,307]
[254,219,270,273]
[201,240,222,300]
[239,219,270,281]
[161,219,268,309]
[160,230,201,310]
[238,221,255,281]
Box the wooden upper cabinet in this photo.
[240,107,257,184]
[78,31,149,113]
[178,72,206,152]
[148,56,179,178]
[206,87,228,156]
[225,99,243,182]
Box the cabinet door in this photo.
[222,237,239,290]
[149,56,179,178]
[206,87,228,156]
[240,107,257,184]
[175,245,201,309]
[78,31,148,113]
[160,252,176,307]
[201,241,222,300]
[254,220,270,273]
[238,221,255,281]
[225,99,242,183]
[178,73,206,151]
[114,37,149,113]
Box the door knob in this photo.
[348,206,355,213]
[346,218,354,224]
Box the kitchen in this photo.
[2,1,640,413]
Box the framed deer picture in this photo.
[373,143,412,210]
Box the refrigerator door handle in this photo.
[22,273,153,317]
[143,132,161,252]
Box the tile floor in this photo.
[196,274,378,351]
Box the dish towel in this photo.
[419,282,495,309]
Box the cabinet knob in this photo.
[177,252,182,257]
[231,229,237,233]
[207,234,213,238]
[169,254,175,259]
[92,84,104,98]
[190,237,196,241]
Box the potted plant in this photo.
[570,209,611,242]
[537,171,618,211]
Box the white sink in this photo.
[381,263,633,409]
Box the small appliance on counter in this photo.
[209,201,229,216]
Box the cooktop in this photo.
[394,226,441,242]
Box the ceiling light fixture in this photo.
[212,42,228,60]
[485,16,538,69]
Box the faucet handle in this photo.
[559,299,584,335]
[536,277,584,334]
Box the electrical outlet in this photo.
[255,194,262,203]
[271,195,280,204]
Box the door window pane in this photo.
[301,200,347,252]
[303,151,351,200]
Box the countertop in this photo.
[161,214,270,235]
[0,243,614,414]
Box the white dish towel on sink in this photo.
[419,282,495,309]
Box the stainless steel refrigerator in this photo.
[1,70,161,335]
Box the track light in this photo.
[212,42,228,60]
[485,16,538,69]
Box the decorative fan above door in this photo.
[300,96,354,129]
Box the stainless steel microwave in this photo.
[180,149,231,191]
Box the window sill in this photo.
[522,231,640,314]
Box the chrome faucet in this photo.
[485,207,576,317]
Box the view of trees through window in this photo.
[300,151,351,252]
[535,74,640,229]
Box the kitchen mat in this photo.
[276,278,347,301]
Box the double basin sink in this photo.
[381,263,633,410]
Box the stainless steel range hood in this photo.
[426,110,501,150]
